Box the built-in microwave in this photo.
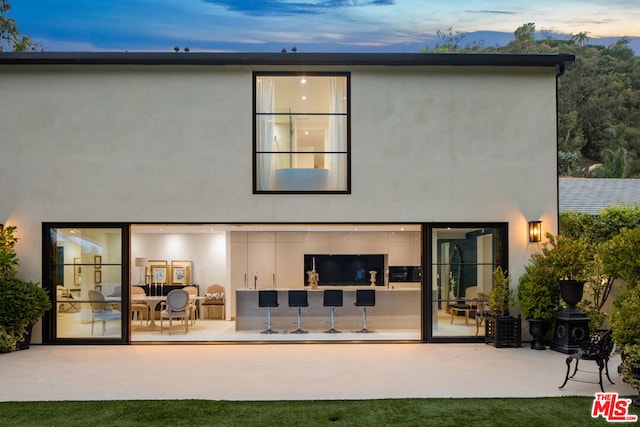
[388,266,421,282]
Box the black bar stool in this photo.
[354,289,375,333]
[323,289,343,333]
[258,290,279,334]
[288,290,309,334]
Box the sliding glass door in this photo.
[43,223,128,344]
[426,223,508,342]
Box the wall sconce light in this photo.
[528,221,542,243]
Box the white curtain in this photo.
[256,77,275,191]
[327,77,347,191]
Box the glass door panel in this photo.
[430,225,506,339]
[46,226,125,341]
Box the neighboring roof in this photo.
[0,52,575,76]
[559,178,640,214]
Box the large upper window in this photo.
[254,72,350,193]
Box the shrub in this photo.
[518,263,560,321]
[610,285,640,393]
[599,227,640,286]
[487,266,515,316]
[0,278,51,350]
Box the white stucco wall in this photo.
[0,63,558,321]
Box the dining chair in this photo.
[88,290,121,336]
[130,285,148,325]
[182,285,199,325]
[449,285,480,326]
[160,289,189,335]
[201,284,225,320]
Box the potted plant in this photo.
[517,261,560,350]
[0,226,51,353]
[527,233,594,353]
[610,284,640,406]
[485,267,521,348]
[541,233,594,308]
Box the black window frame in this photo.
[422,222,509,343]
[42,222,130,345]
[252,71,351,194]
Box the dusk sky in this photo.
[8,0,640,53]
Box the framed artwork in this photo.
[171,265,191,284]
[94,255,102,268]
[150,265,168,285]
[94,270,102,284]
[148,259,167,265]
[73,258,81,286]
[171,260,192,285]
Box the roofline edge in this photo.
[0,52,575,75]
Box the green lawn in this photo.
[1,397,638,426]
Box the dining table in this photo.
[132,294,204,331]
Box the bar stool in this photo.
[354,289,375,333]
[288,290,309,334]
[323,289,343,333]
[259,290,279,334]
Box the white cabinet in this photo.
[388,232,421,266]
[360,231,389,253]
[247,242,276,289]
[330,232,362,254]
[229,234,248,319]
[304,232,331,253]
[233,232,304,292]
[275,242,304,288]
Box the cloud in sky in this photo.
[6,0,640,53]
[203,0,395,16]
[464,10,517,15]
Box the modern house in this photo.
[0,51,574,345]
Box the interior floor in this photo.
[55,305,483,341]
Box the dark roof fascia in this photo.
[0,52,575,76]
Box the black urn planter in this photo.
[559,280,585,308]
[527,318,551,350]
[552,280,590,354]
[16,322,34,351]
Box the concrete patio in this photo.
[0,343,635,401]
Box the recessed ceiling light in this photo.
[301,95,307,101]
[300,78,306,84]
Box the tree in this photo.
[421,27,487,53]
[570,31,590,46]
[599,146,633,178]
[0,0,36,52]
[421,23,640,178]
[560,204,640,330]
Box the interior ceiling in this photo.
[131,224,422,234]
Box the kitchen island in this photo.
[235,287,420,331]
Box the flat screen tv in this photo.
[304,254,385,286]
